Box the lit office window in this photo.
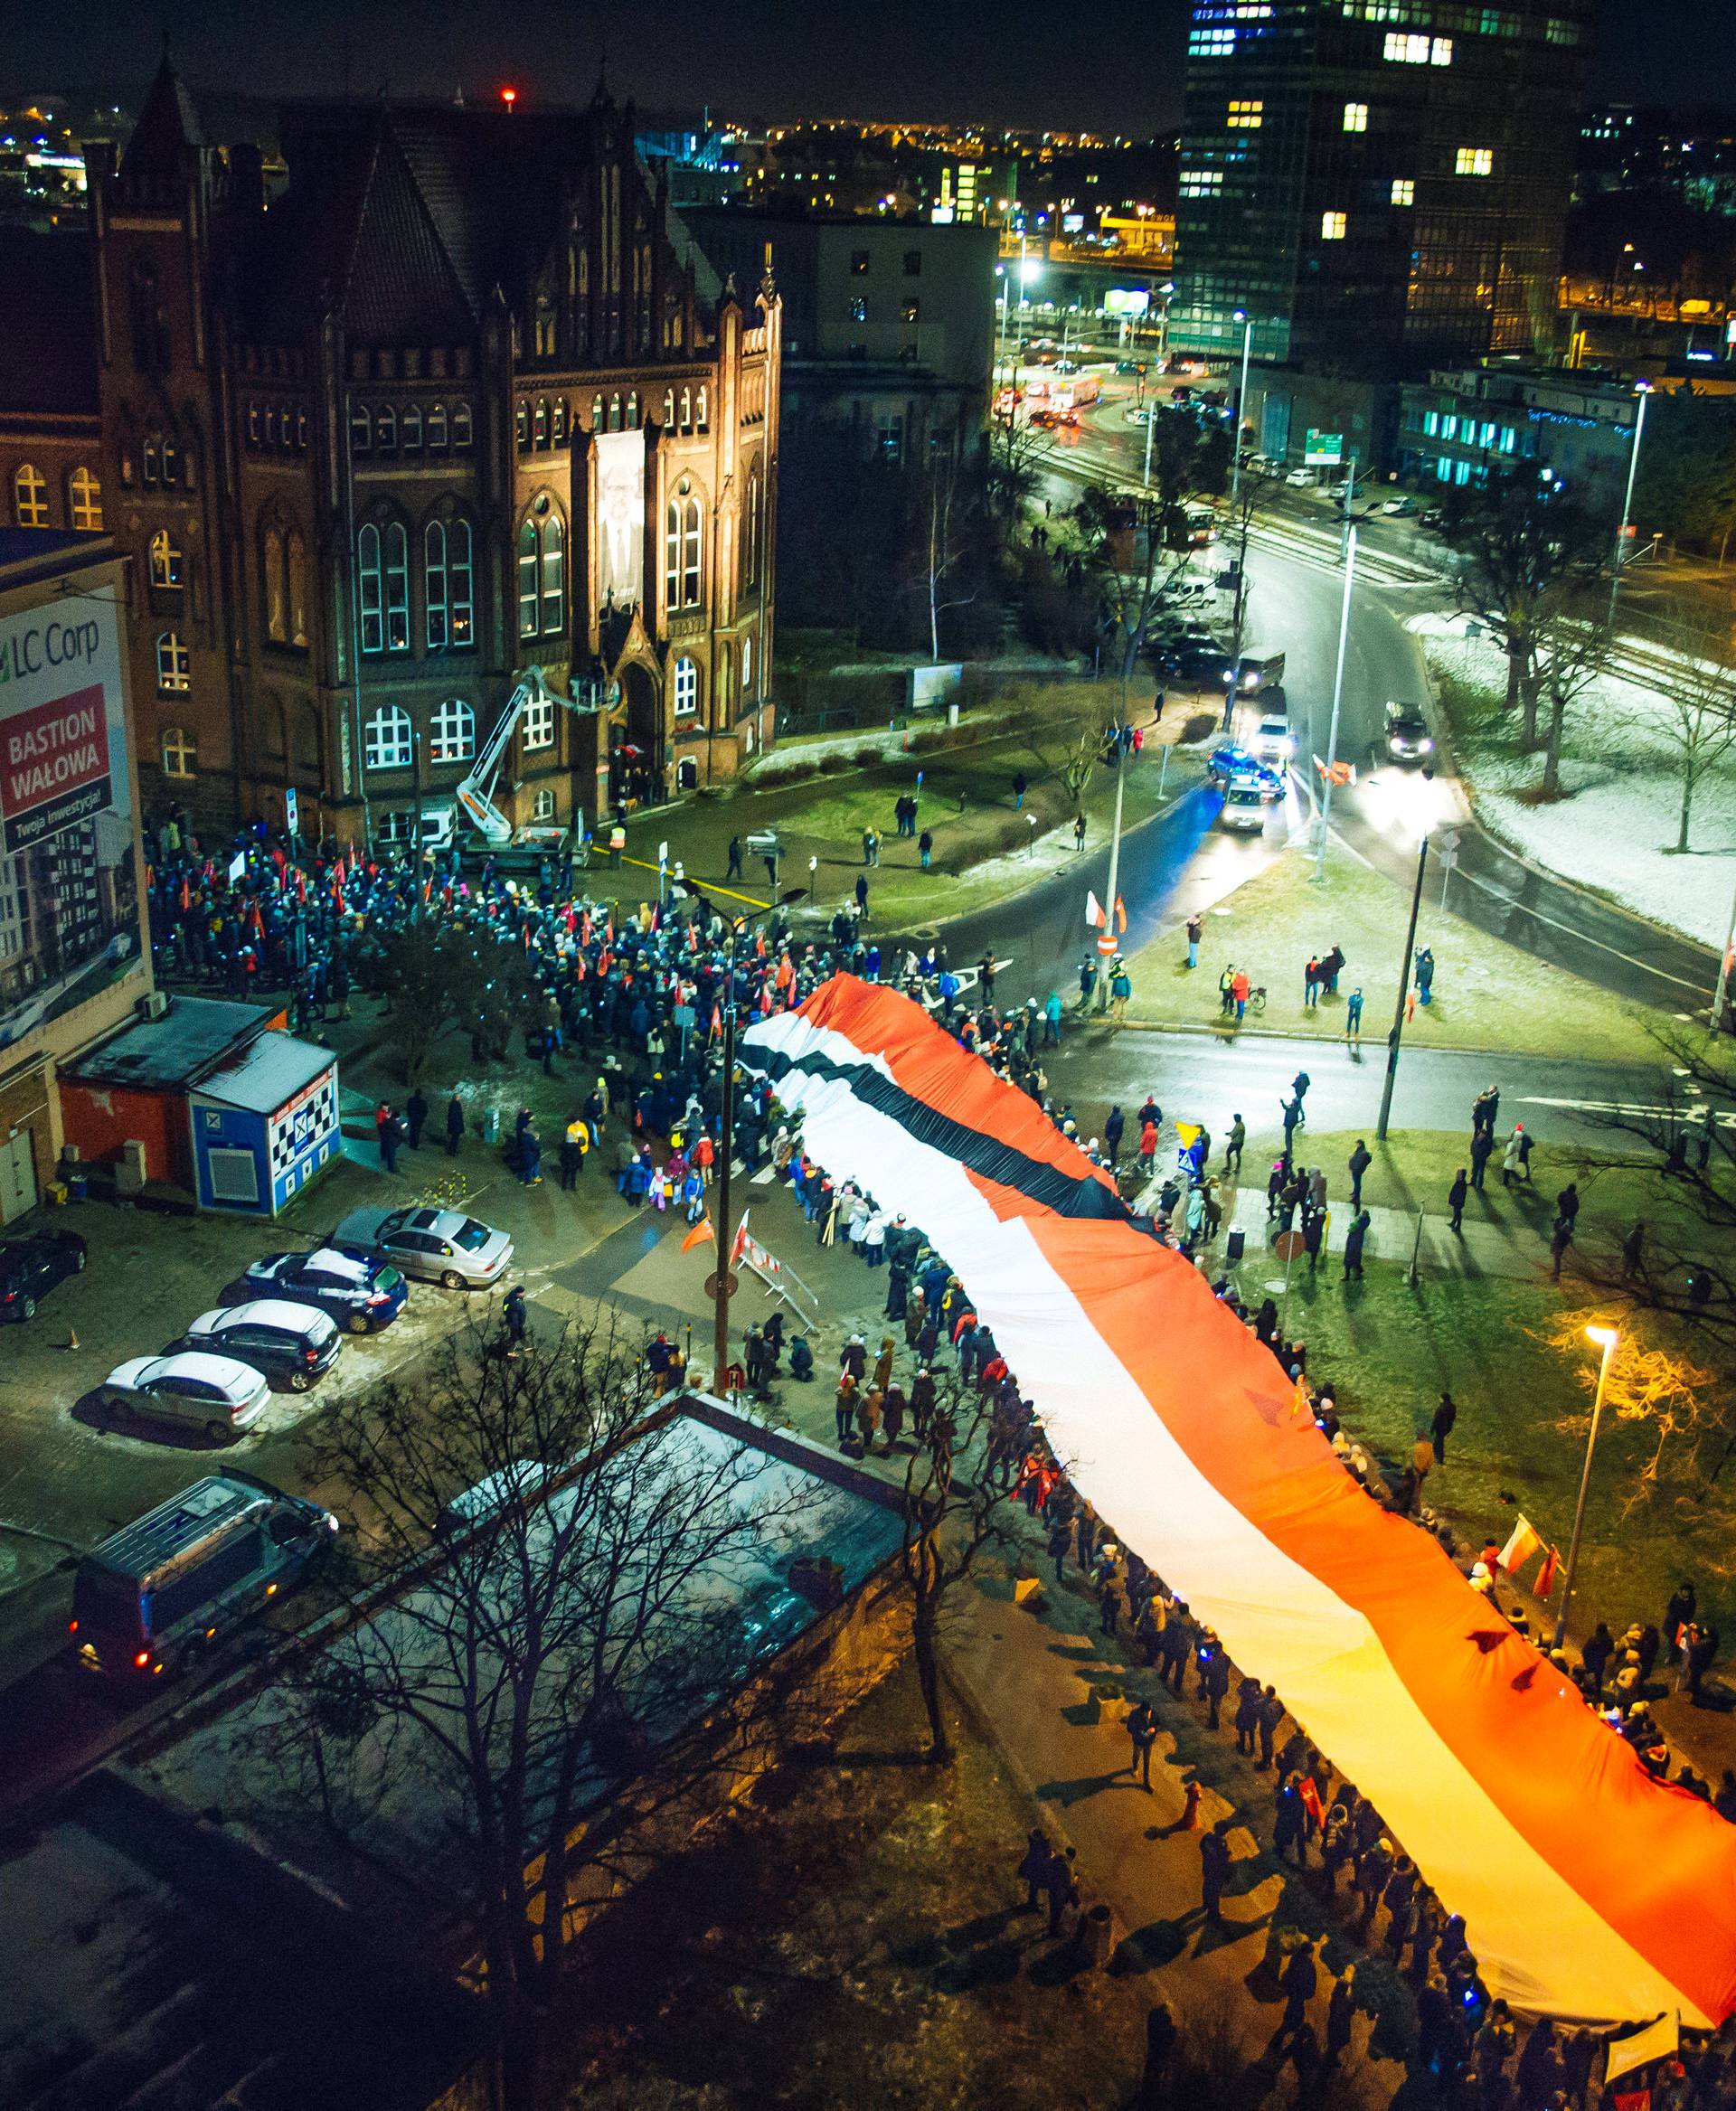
[1455,146,1494,175]
[1321,211,1348,240]
[1391,177,1415,204]
[1228,100,1263,128]
[1344,102,1368,131]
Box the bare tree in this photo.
[1533,599,1613,798]
[986,409,1050,542]
[1655,597,1736,852]
[910,448,980,664]
[263,1317,825,2111]
[897,1385,1017,1763]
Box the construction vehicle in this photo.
[453,666,603,863]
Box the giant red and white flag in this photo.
[741,975,1736,2029]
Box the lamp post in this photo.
[1607,381,1652,636]
[1552,1325,1620,1651]
[1376,793,1432,1141]
[1313,524,1356,881]
[1713,869,1736,1031]
[1230,308,1253,514]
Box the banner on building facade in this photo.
[741,976,1736,2030]
[594,429,645,610]
[0,585,141,1050]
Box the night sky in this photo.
[14,0,1733,135]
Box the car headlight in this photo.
[1420,737,1434,751]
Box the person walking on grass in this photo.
[1431,1391,1457,1465]
[1347,1139,1371,1211]
[1343,1208,1371,1280]
[1225,1114,1245,1175]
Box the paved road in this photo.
[1038,1024,1692,1155]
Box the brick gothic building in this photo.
[0,61,780,843]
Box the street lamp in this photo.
[1552,1325,1620,1651]
[1230,308,1254,513]
[1607,380,1652,636]
[1375,765,1435,1141]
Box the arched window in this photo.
[156,632,190,693]
[743,466,761,589]
[160,725,196,778]
[350,404,371,452]
[296,407,308,450]
[429,697,476,763]
[248,401,261,445]
[382,519,409,651]
[161,438,179,486]
[517,517,540,641]
[13,463,48,528]
[375,406,397,453]
[425,519,474,650]
[286,531,308,646]
[627,391,640,429]
[68,465,102,531]
[401,404,422,449]
[264,406,278,449]
[427,402,448,450]
[452,402,473,448]
[263,525,286,642]
[552,399,568,445]
[533,398,549,448]
[663,388,675,428]
[673,655,699,717]
[149,528,183,589]
[741,633,755,700]
[142,437,160,486]
[664,495,703,610]
[539,511,564,633]
[363,703,414,772]
[609,392,623,432]
[591,393,605,430]
[516,401,530,449]
[679,387,692,432]
[696,384,709,431]
[358,523,383,654]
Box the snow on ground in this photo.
[1409,614,1736,949]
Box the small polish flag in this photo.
[1085,889,1107,929]
[1497,1515,1543,1578]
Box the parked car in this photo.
[1055,358,1080,374]
[1384,701,1436,762]
[71,1473,337,1681]
[1206,745,1285,799]
[1124,405,1153,425]
[1114,359,1146,376]
[332,1205,514,1290]
[240,1246,408,1332]
[181,1299,342,1391]
[1285,466,1316,488]
[1382,495,1420,516]
[0,1229,88,1322]
[1420,506,1447,531]
[1218,781,1269,834]
[98,1351,272,1444]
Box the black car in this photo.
[0,1230,88,1321]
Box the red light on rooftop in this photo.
[501,87,518,110]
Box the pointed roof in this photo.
[336,114,476,342]
[121,54,204,182]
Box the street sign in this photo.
[1273,1229,1307,1262]
[1097,933,1117,956]
[1438,829,1461,866]
[1304,429,1344,466]
[284,786,298,836]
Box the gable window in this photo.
[350,404,371,452]
[517,504,564,638]
[161,725,196,778]
[521,696,555,750]
[592,392,606,430]
[517,518,539,640]
[375,406,397,452]
[533,397,549,448]
[13,463,49,528]
[452,402,473,448]
[516,401,531,449]
[429,696,476,763]
[552,398,568,445]
[358,522,407,655]
[679,387,692,431]
[609,392,623,431]
[696,386,709,430]
[539,511,564,633]
[741,633,755,700]
[673,655,699,717]
[150,528,184,589]
[156,632,191,693]
[69,465,102,530]
[663,388,675,427]
[627,392,640,429]
[401,404,422,448]
[363,703,413,771]
[428,402,448,449]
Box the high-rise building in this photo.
[1169,0,1590,372]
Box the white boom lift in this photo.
[455,665,602,848]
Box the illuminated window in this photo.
[1431,34,1453,61]
[264,526,285,641]
[12,463,48,527]
[665,496,703,608]
[1455,146,1493,175]
[1180,170,1223,198]
[161,724,196,777]
[741,634,755,699]
[428,402,448,449]
[673,654,699,716]
[1424,410,1440,436]
[149,528,183,588]
[539,512,564,633]
[363,703,413,771]
[1383,30,1435,60]
[69,466,102,530]
[521,696,554,750]
[1343,101,1368,131]
[350,404,371,452]
[1228,100,1263,127]
[357,521,408,655]
[1321,211,1348,240]
[382,520,409,650]
[1190,25,1237,54]
[429,697,475,763]
[156,632,190,693]
[423,517,475,647]
[401,404,421,449]
[375,405,397,452]
[1391,176,1415,203]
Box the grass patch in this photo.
[552,1655,1151,2109]
[1121,840,1671,1067]
[1274,1259,1732,1635]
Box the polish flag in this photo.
[1497,1515,1543,1578]
[1085,889,1107,929]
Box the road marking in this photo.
[1515,1096,1736,1125]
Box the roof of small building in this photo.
[63,996,273,1090]
[191,1027,334,1115]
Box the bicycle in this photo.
[1245,985,1268,1015]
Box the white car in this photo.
[99,1352,272,1443]
[331,1205,514,1290]
[1253,712,1296,762]
[1285,467,1316,488]
[1219,781,1269,833]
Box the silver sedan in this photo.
[330,1205,514,1290]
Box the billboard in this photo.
[0,584,142,1051]
[1304,429,1344,466]
[594,429,645,609]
